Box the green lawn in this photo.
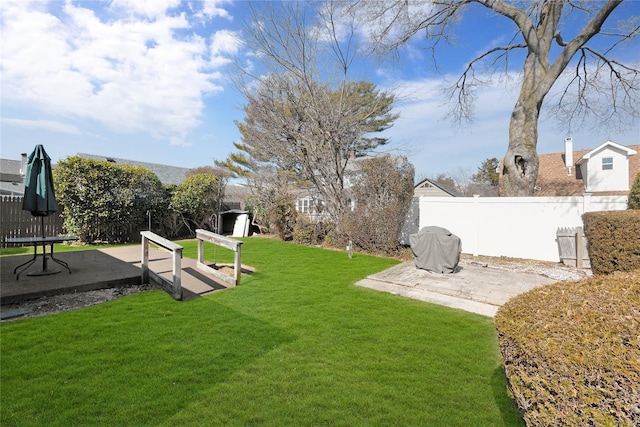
[0,237,523,426]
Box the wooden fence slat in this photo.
[0,196,65,247]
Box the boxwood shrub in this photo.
[495,271,640,426]
[583,210,640,275]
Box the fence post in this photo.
[172,247,182,300]
[582,193,592,213]
[473,195,480,256]
[576,226,584,269]
[141,233,149,284]
[197,238,204,265]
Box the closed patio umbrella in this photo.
[22,144,58,223]
[17,144,62,276]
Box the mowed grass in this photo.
[0,237,523,426]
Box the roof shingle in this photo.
[534,144,640,196]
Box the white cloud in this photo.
[110,0,182,19]
[209,29,241,67]
[0,0,234,145]
[2,118,82,135]
[197,0,232,20]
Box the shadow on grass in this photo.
[491,366,525,426]
[0,291,295,426]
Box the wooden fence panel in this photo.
[1,196,65,247]
[556,227,591,268]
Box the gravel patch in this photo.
[1,283,160,322]
[460,254,591,282]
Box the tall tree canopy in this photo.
[472,158,500,187]
[219,1,398,222]
[349,0,639,196]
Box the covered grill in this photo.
[409,226,461,274]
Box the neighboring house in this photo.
[0,154,27,196]
[78,153,189,185]
[293,155,390,219]
[293,187,327,221]
[413,178,458,197]
[534,139,639,196]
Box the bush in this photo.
[292,215,330,246]
[337,155,414,254]
[54,156,167,243]
[243,166,295,236]
[629,172,640,209]
[169,173,223,235]
[583,210,640,275]
[266,194,297,241]
[495,271,640,426]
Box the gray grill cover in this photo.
[409,226,461,273]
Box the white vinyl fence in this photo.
[417,194,628,262]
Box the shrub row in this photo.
[495,271,640,426]
[54,157,223,244]
[583,210,640,275]
[54,157,167,243]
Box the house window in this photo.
[602,157,613,170]
[297,198,310,213]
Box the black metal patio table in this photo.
[7,236,79,279]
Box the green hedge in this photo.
[583,210,640,275]
[54,156,167,243]
[495,271,640,426]
[628,172,640,209]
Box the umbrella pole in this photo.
[41,216,48,272]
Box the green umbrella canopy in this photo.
[22,144,58,217]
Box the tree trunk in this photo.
[499,104,540,196]
[499,54,548,197]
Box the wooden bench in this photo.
[195,229,244,286]
[140,231,183,300]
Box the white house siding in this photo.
[414,181,454,197]
[417,195,628,262]
[581,145,632,192]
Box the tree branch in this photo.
[447,43,527,122]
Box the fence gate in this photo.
[557,227,590,268]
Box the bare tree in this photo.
[341,154,415,253]
[221,1,398,224]
[244,165,299,238]
[349,0,639,196]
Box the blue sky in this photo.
[1,0,638,182]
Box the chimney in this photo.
[20,153,27,177]
[564,137,573,176]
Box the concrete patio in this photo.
[1,245,234,305]
[356,260,558,317]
